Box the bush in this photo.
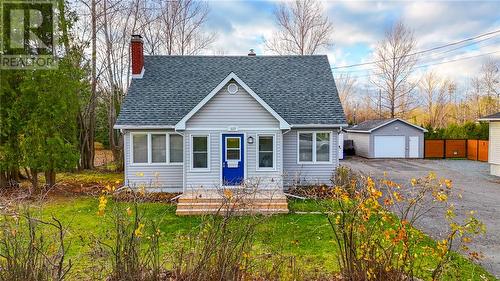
[319,166,485,281]
[425,122,489,140]
[0,209,72,281]
[93,200,163,281]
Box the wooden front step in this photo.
[175,189,289,216]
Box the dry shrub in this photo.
[170,187,300,281]
[91,191,164,281]
[321,166,485,281]
[0,208,72,281]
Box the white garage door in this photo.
[374,136,405,158]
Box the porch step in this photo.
[175,189,289,216]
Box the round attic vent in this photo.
[227,83,238,94]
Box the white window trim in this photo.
[256,133,276,171]
[297,131,333,164]
[130,132,183,166]
[225,137,241,161]
[190,134,211,172]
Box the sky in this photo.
[203,0,500,86]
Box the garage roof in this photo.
[345,118,427,133]
[478,112,500,121]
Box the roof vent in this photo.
[248,49,256,56]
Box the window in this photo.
[299,133,313,162]
[258,135,274,169]
[131,132,183,164]
[151,134,166,163]
[132,134,148,163]
[192,136,209,169]
[316,133,330,162]
[298,132,331,163]
[169,134,183,163]
[226,137,240,160]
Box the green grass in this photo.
[28,197,496,281]
[56,170,123,185]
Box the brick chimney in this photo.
[131,34,144,77]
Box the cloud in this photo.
[202,0,499,82]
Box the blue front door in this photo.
[222,134,244,186]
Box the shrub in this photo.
[321,166,485,280]
[0,209,72,281]
[92,190,163,281]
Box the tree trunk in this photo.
[45,170,56,187]
[30,168,38,194]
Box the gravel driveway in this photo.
[341,157,500,278]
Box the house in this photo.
[345,118,427,158]
[114,35,347,214]
[478,112,500,176]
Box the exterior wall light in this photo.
[247,136,254,144]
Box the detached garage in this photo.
[345,118,427,158]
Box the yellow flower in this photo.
[411,178,417,186]
[462,237,472,243]
[134,223,145,237]
[97,195,108,216]
[444,179,452,189]
[435,192,448,202]
[223,189,233,199]
[428,172,436,180]
[115,180,121,184]
[393,191,403,202]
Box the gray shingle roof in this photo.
[347,119,394,131]
[346,118,427,133]
[115,55,346,127]
[479,112,500,120]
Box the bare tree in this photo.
[419,71,451,128]
[265,0,334,55]
[174,0,215,55]
[479,59,499,113]
[371,21,418,118]
[336,73,358,123]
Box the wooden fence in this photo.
[424,139,488,161]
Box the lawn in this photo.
[30,196,496,281]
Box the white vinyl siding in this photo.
[186,82,280,129]
[184,130,282,190]
[490,122,500,165]
[284,129,339,187]
[124,131,183,190]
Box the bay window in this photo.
[132,134,148,163]
[151,134,166,163]
[131,132,183,164]
[169,134,183,163]
[298,132,331,163]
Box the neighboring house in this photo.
[478,112,500,177]
[345,118,426,158]
[114,35,347,196]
